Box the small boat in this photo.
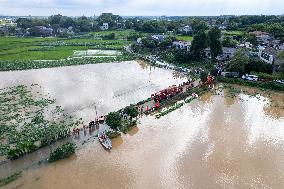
[98,132,112,150]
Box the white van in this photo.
[242,74,258,81]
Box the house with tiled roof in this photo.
[258,47,282,66]
[172,41,191,51]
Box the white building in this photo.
[179,25,193,35]
[172,41,191,51]
[259,49,274,64]
[151,34,166,42]
[100,23,109,30]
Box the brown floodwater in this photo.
[0,61,186,121]
[1,62,284,189]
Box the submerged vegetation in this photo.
[0,53,136,71]
[0,85,81,160]
[48,142,76,162]
[0,171,22,187]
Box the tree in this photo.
[102,33,115,40]
[227,49,250,74]
[190,31,208,60]
[247,34,258,46]
[279,50,284,76]
[200,71,209,83]
[141,37,158,49]
[222,36,237,48]
[208,27,222,62]
[106,112,122,131]
[245,60,273,74]
[16,18,32,29]
[191,19,208,34]
[268,23,284,38]
[124,105,139,121]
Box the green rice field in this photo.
[0,34,131,61]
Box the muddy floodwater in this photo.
[0,60,186,121]
[1,62,284,188]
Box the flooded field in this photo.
[2,82,284,188]
[0,60,186,121]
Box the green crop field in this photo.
[0,36,131,60]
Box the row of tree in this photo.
[15,13,123,34]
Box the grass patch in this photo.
[0,36,130,60]
[0,171,22,187]
[175,35,193,41]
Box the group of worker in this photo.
[151,80,195,104]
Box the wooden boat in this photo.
[98,132,112,150]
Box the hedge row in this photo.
[217,76,284,92]
[48,142,76,162]
[0,55,136,71]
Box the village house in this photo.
[258,47,282,67]
[57,26,74,35]
[218,47,237,61]
[151,34,166,42]
[100,23,109,30]
[249,31,273,45]
[239,42,252,49]
[35,26,53,36]
[172,41,191,51]
[205,47,237,61]
[136,38,142,44]
[207,19,217,27]
[179,25,193,35]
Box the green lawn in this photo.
[0,36,130,60]
[175,35,193,41]
[222,30,245,36]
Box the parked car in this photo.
[274,79,284,84]
[242,74,258,81]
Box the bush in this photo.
[200,71,209,82]
[102,33,115,40]
[245,60,273,74]
[0,172,22,187]
[106,131,121,139]
[217,76,284,91]
[106,112,122,131]
[123,105,138,120]
[48,142,76,162]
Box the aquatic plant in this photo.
[48,142,76,162]
[106,131,121,139]
[0,171,22,187]
[0,54,136,71]
[0,85,80,160]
